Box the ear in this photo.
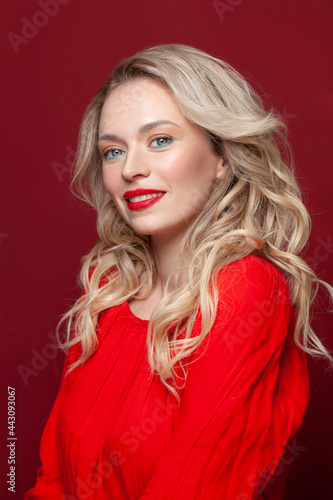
[216,157,228,180]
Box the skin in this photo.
[98,78,228,318]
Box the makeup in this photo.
[123,189,166,211]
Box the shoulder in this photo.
[210,256,295,351]
[215,255,291,307]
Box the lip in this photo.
[125,192,166,211]
[123,188,166,199]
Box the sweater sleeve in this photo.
[139,256,310,500]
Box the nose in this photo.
[121,147,151,180]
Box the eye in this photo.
[101,135,174,162]
[101,148,124,162]
[150,136,174,149]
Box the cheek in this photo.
[103,169,117,199]
[174,153,216,193]
[102,170,129,220]
[178,161,218,215]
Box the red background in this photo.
[1,0,333,498]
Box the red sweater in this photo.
[25,255,309,499]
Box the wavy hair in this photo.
[56,43,333,399]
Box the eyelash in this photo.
[101,136,174,162]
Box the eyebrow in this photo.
[98,120,181,143]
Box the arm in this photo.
[140,256,310,499]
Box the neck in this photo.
[150,232,189,296]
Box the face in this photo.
[98,78,227,244]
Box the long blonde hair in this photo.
[56,43,333,399]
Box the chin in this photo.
[131,227,162,236]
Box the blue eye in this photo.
[101,136,173,162]
[151,136,173,148]
[102,148,123,162]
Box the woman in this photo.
[25,43,333,499]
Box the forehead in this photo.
[98,77,211,146]
[99,78,182,124]
[106,77,172,102]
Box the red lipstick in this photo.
[123,189,165,199]
[123,189,166,211]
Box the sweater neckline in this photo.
[121,300,150,327]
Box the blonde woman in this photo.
[25,44,332,499]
